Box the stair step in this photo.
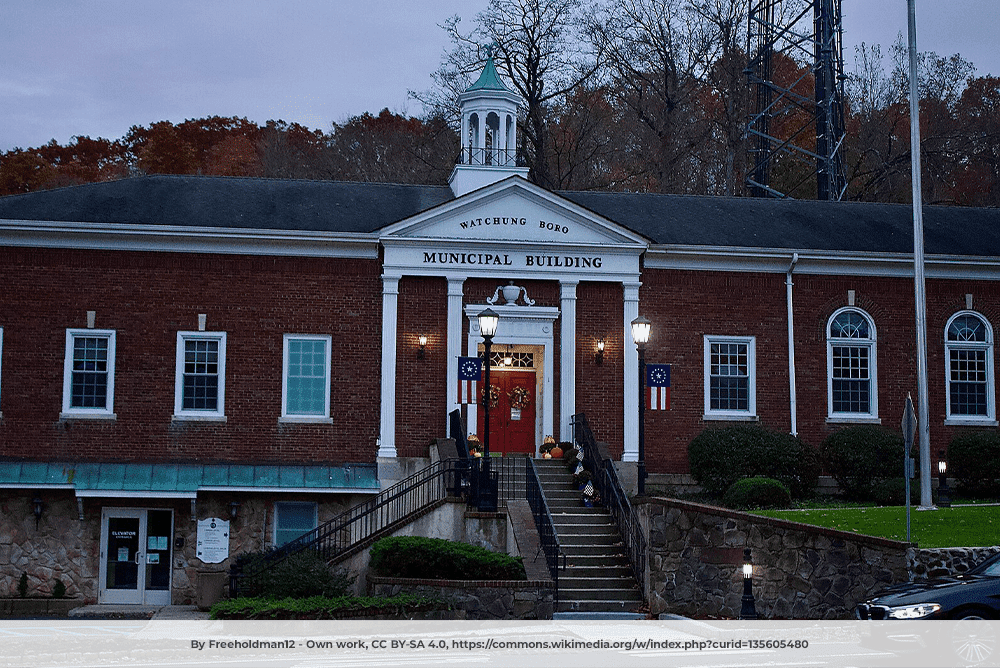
[556,600,644,613]
[558,576,639,589]
[559,582,642,603]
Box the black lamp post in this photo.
[476,308,499,512]
[740,548,758,619]
[938,450,951,508]
[631,316,650,496]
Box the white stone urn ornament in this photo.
[488,281,535,306]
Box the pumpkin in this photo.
[549,446,564,459]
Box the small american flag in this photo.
[458,357,482,404]
[647,364,671,410]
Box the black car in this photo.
[856,552,1000,620]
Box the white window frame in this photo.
[273,501,318,547]
[703,335,756,420]
[281,334,332,422]
[826,307,879,422]
[945,311,996,425]
[61,328,116,419]
[173,331,227,420]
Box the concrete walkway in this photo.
[69,604,210,620]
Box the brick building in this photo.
[0,57,998,605]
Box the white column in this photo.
[622,282,641,462]
[559,281,578,443]
[378,275,401,458]
[446,278,465,428]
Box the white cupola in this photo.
[449,48,529,197]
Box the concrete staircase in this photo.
[532,459,643,614]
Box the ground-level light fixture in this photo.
[938,450,951,508]
[740,547,758,619]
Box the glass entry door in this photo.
[99,508,172,604]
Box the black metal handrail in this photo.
[571,413,647,597]
[230,459,465,597]
[456,146,525,167]
[525,458,566,602]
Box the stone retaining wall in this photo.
[910,547,1000,579]
[638,498,911,619]
[367,575,554,619]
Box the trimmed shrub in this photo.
[52,579,66,599]
[369,536,525,581]
[871,477,922,507]
[949,431,1000,497]
[821,426,904,502]
[239,549,355,599]
[723,477,791,510]
[688,424,820,499]
[17,573,27,598]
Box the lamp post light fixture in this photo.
[631,316,651,496]
[740,548,759,619]
[937,450,951,508]
[477,308,499,463]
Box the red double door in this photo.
[477,370,536,455]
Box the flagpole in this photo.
[907,0,933,508]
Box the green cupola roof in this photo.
[466,53,513,93]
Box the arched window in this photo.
[945,312,995,421]
[827,308,877,419]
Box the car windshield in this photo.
[968,553,1000,577]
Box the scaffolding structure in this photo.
[746,0,848,200]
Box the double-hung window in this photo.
[704,335,756,419]
[62,329,116,418]
[945,312,995,423]
[827,308,878,420]
[281,334,332,421]
[174,332,226,419]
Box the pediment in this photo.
[380,177,647,248]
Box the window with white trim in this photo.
[704,336,756,418]
[274,501,317,547]
[62,329,116,417]
[827,308,878,419]
[174,331,226,418]
[282,334,332,419]
[945,312,995,421]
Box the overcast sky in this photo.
[2,0,997,152]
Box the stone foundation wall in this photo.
[367,575,554,619]
[639,498,911,620]
[0,491,361,604]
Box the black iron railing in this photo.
[230,459,464,597]
[456,146,525,167]
[526,458,566,602]
[571,413,647,597]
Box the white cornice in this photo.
[645,245,1000,280]
[0,219,379,258]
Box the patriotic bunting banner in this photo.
[458,357,482,404]
[647,363,671,410]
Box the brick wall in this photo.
[0,247,383,465]
[576,282,625,455]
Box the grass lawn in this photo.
[753,504,1000,548]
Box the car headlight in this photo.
[886,603,942,619]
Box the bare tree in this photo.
[413,0,600,188]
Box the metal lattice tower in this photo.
[746,0,848,200]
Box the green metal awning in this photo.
[0,462,378,497]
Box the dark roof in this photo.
[0,175,454,234]
[561,190,1000,256]
[1,174,998,257]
